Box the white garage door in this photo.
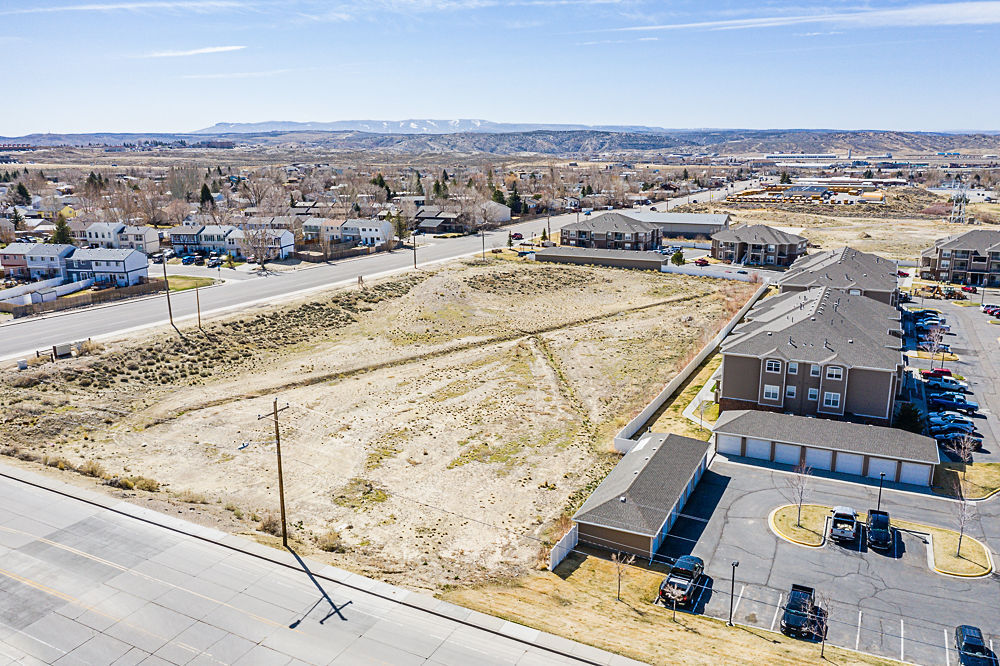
[774,443,801,466]
[867,457,897,481]
[717,434,742,456]
[835,453,864,476]
[745,438,772,460]
[805,447,833,470]
[899,462,930,486]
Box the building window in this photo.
[765,359,782,373]
[810,364,820,377]
[763,384,780,401]
[808,388,818,401]
[823,392,841,408]
[786,385,796,398]
[826,366,843,381]
[787,362,798,375]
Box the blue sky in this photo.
[2,0,999,135]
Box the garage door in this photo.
[745,438,772,460]
[774,443,801,466]
[717,434,742,456]
[805,447,833,470]
[899,462,930,486]
[835,453,864,476]
[867,457,897,481]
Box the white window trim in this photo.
[807,388,819,401]
[826,366,843,381]
[810,364,820,377]
[787,362,798,375]
[765,360,782,374]
[763,384,781,401]
[786,385,796,398]
[823,391,841,408]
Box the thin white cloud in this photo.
[0,1,246,16]
[143,45,247,58]
[182,68,299,80]
[613,1,1000,32]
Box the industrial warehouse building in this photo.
[573,433,711,560]
[713,410,939,486]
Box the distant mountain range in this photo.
[192,119,681,135]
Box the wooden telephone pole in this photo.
[161,260,173,328]
[258,399,290,547]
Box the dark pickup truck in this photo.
[866,510,893,551]
[657,555,704,608]
[780,584,816,639]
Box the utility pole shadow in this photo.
[286,547,352,627]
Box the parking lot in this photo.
[657,460,1000,665]
[903,297,1000,462]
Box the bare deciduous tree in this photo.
[950,479,974,558]
[781,463,813,528]
[808,591,828,658]
[238,226,276,270]
[659,579,687,621]
[611,551,635,602]
[947,433,979,480]
[921,326,946,369]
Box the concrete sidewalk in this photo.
[0,463,642,666]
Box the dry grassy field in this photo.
[1,259,754,590]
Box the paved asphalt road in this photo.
[0,182,753,362]
[658,459,1000,666]
[0,464,638,666]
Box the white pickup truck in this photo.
[829,506,858,543]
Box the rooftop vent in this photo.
[620,496,627,502]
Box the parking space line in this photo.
[694,580,707,610]
[856,611,863,651]
[901,619,905,663]
[770,593,783,631]
[733,585,744,619]
[944,628,951,666]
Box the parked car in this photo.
[693,258,709,267]
[181,255,195,265]
[963,285,978,293]
[926,376,970,392]
[163,249,176,259]
[920,368,953,379]
[930,392,979,413]
[866,510,893,551]
[916,322,950,333]
[829,506,858,543]
[955,625,998,666]
[736,269,748,275]
[194,255,205,266]
[929,422,978,437]
[910,309,939,317]
[780,584,816,638]
[510,232,523,241]
[657,555,704,608]
[897,270,910,277]
[936,432,984,450]
[920,342,952,353]
[928,412,975,428]
[206,257,222,268]
[980,304,999,312]
[150,253,164,264]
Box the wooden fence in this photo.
[0,279,165,318]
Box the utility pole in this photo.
[258,399,290,547]
[481,227,486,261]
[195,285,202,329]
[161,259,173,328]
[412,236,417,269]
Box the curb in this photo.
[924,531,996,579]
[768,505,825,548]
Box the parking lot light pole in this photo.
[728,560,740,626]
[877,472,886,512]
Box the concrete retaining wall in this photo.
[613,281,770,453]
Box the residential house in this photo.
[341,219,393,247]
[85,222,126,249]
[167,225,204,255]
[719,287,903,425]
[711,224,807,266]
[302,217,327,242]
[0,242,34,278]
[25,244,75,280]
[68,218,91,245]
[919,229,1000,287]
[65,248,148,286]
[197,225,237,253]
[36,202,77,222]
[778,247,899,305]
[0,217,14,243]
[559,212,660,250]
[226,228,294,260]
[414,206,465,234]
[118,226,160,254]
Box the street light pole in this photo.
[877,472,885,511]
[728,560,740,626]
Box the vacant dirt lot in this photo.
[1,259,754,590]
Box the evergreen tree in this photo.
[200,183,215,209]
[10,208,24,231]
[14,182,30,205]
[779,171,792,184]
[507,232,513,248]
[863,169,874,179]
[506,184,522,214]
[51,213,72,244]
[441,168,448,182]
[492,188,506,205]
[670,250,685,266]
[682,169,689,180]
[541,228,548,242]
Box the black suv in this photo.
[956,625,998,666]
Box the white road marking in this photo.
[694,580,707,610]
[732,584,745,619]
[770,593,783,631]
[901,619,905,663]
[856,610,863,650]
[944,628,951,666]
